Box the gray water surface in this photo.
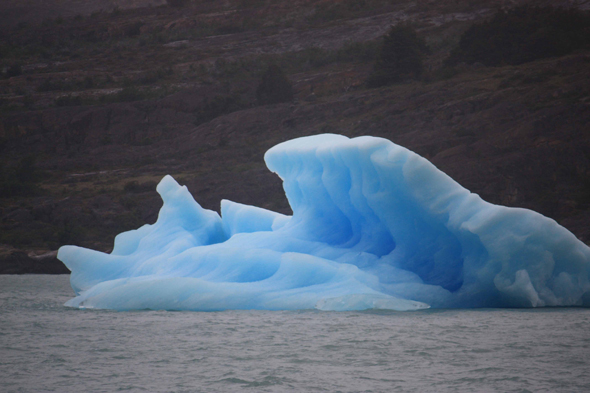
[1,275,589,392]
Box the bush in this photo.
[123,180,157,193]
[102,87,145,103]
[57,221,83,245]
[38,79,68,92]
[139,67,173,84]
[83,76,95,89]
[167,0,189,7]
[256,65,294,105]
[23,94,34,109]
[366,25,429,88]
[336,40,379,63]
[446,6,590,67]
[312,0,368,23]
[197,94,246,124]
[55,95,82,107]
[0,156,41,197]
[6,64,22,78]
[125,21,145,37]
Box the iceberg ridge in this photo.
[58,134,590,311]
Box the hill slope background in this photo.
[1,0,589,272]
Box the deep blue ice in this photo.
[58,134,590,311]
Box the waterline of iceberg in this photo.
[58,134,590,311]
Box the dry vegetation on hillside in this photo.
[1,0,589,271]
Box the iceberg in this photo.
[58,134,590,311]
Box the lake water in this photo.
[1,275,589,392]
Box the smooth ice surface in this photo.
[58,134,590,311]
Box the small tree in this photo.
[256,65,294,105]
[366,25,428,88]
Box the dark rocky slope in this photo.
[1,0,589,273]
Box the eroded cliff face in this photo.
[1,0,589,272]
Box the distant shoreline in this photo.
[0,249,69,274]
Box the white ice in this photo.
[58,134,590,311]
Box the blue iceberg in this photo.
[58,134,590,311]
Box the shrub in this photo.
[366,25,429,88]
[0,156,41,197]
[312,0,368,23]
[57,221,83,245]
[38,79,68,92]
[446,6,590,67]
[167,0,189,7]
[139,67,173,84]
[256,65,294,105]
[23,94,34,109]
[102,87,145,103]
[123,180,157,193]
[83,76,95,89]
[336,40,379,63]
[197,94,245,123]
[125,21,145,37]
[56,95,82,107]
[6,64,22,78]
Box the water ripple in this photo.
[1,276,590,392]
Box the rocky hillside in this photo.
[1,0,589,273]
